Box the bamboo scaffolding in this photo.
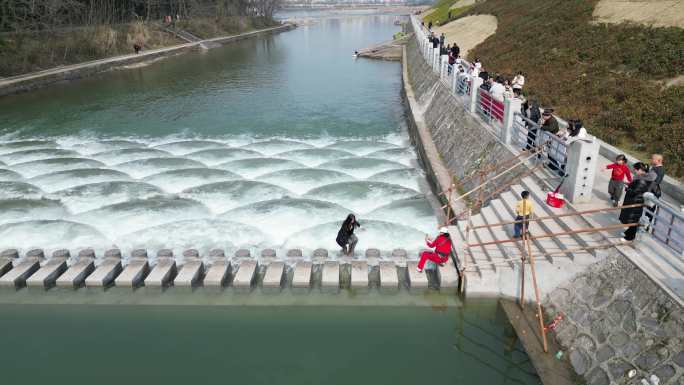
[467,222,640,248]
[462,242,623,270]
[467,204,644,230]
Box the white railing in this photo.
[409,15,599,203]
[511,112,569,175]
[643,193,684,256]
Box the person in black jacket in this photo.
[619,162,657,241]
[336,214,361,255]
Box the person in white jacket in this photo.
[512,71,525,90]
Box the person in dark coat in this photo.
[619,162,657,241]
[451,44,460,58]
[336,214,361,255]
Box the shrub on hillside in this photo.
[460,0,684,178]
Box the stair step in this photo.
[469,214,499,273]
[520,177,605,248]
[509,185,591,261]
[479,203,523,266]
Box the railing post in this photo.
[451,69,458,94]
[502,98,522,145]
[562,136,600,203]
[469,76,483,114]
[433,49,439,72]
[440,55,448,79]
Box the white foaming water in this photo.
[49,181,163,214]
[216,158,305,179]
[143,168,242,193]
[259,169,355,194]
[284,220,426,256]
[220,198,350,245]
[0,199,68,225]
[318,157,408,179]
[152,140,228,155]
[304,181,421,213]
[274,148,355,167]
[184,148,263,166]
[0,137,439,255]
[29,168,132,193]
[367,168,426,192]
[11,158,106,178]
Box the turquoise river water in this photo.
[0,10,541,385]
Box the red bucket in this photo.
[546,192,565,208]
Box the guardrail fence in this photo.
[643,193,684,256]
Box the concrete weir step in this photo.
[322,261,340,293]
[26,251,69,290]
[85,250,123,288]
[174,259,204,290]
[0,249,44,289]
[57,258,95,289]
[145,259,177,289]
[379,261,399,292]
[350,260,369,291]
[438,260,459,290]
[262,262,285,292]
[204,259,230,288]
[115,250,150,289]
[406,261,429,291]
[233,259,258,292]
[292,261,312,291]
[57,249,96,289]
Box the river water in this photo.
[0,11,440,257]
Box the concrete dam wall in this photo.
[0,247,459,294]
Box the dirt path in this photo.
[431,15,497,58]
[593,0,684,28]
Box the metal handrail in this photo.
[643,192,684,255]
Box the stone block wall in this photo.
[545,254,684,385]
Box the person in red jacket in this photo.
[416,227,453,273]
[605,154,632,207]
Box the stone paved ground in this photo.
[544,251,684,385]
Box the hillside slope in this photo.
[450,0,683,177]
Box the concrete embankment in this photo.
[0,23,295,97]
[401,37,525,212]
[0,247,459,294]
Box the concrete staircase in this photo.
[449,176,611,300]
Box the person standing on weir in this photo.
[336,214,361,256]
[416,227,452,273]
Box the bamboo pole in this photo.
[462,243,620,269]
[467,222,640,248]
[468,204,644,230]
[521,198,548,352]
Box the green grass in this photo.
[421,0,471,27]
[459,0,684,178]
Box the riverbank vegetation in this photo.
[0,0,282,77]
[453,0,683,177]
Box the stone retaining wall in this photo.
[545,253,684,385]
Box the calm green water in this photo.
[0,300,541,385]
